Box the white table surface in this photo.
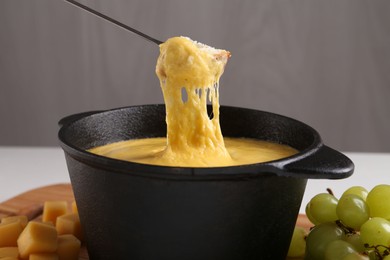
[0,146,389,213]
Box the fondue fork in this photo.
[63,0,163,45]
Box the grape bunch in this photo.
[287,184,390,260]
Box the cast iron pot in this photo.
[58,104,354,260]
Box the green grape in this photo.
[344,233,366,253]
[308,193,339,224]
[306,203,320,225]
[366,250,381,260]
[360,217,390,254]
[337,194,370,230]
[305,222,345,260]
[287,226,307,258]
[324,239,357,260]
[342,186,369,201]
[366,184,390,220]
[342,252,369,260]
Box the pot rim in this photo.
[58,104,353,180]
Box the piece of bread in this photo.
[156,36,230,87]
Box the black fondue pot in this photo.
[58,104,354,260]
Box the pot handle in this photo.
[58,110,102,127]
[282,145,354,179]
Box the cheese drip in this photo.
[155,36,233,166]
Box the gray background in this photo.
[1,0,389,152]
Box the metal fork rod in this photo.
[64,0,163,45]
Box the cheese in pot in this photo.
[89,36,298,167]
[89,137,297,167]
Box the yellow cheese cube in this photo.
[29,253,59,260]
[71,201,78,214]
[0,222,23,247]
[0,247,19,258]
[42,201,68,225]
[55,213,83,241]
[57,235,80,260]
[41,221,55,227]
[17,221,58,259]
[1,215,28,228]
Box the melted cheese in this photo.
[90,137,297,167]
[155,36,232,166]
[89,36,298,167]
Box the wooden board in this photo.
[0,184,312,259]
[0,184,74,220]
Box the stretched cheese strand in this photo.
[156,36,233,166]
